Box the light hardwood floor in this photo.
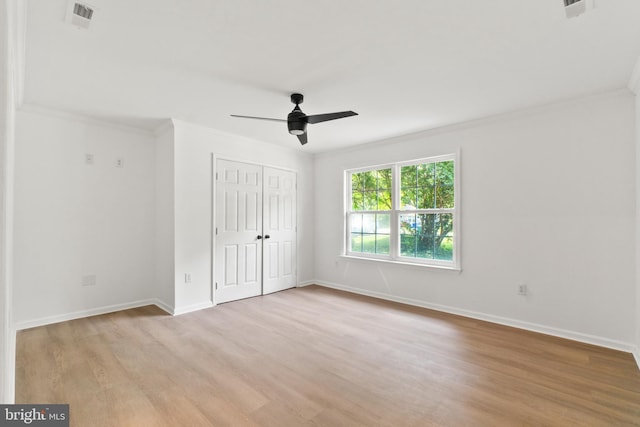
[16,285,640,426]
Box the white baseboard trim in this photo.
[633,346,640,371]
[313,280,636,355]
[4,328,16,404]
[151,298,175,315]
[173,300,214,316]
[13,299,163,331]
[297,280,316,287]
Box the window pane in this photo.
[363,191,377,210]
[435,185,454,209]
[417,163,435,188]
[351,172,368,211]
[376,234,390,255]
[400,213,455,261]
[350,234,362,252]
[400,213,417,257]
[363,170,377,191]
[436,160,454,186]
[352,191,364,211]
[362,214,376,233]
[353,168,393,212]
[434,213,454,261]
[415,214,433,259]
[377,189,392,210]
[350,214,391,256]
[401,188,416,209]
[350,214,362,233]
[377,168,392,189]
[401,165,417,188]
[400,234,416,257]
[435,161,455,209]
[351,173,363,192]
[436,235,454,261]
[362,234,376,253]
[417,187,435,210]
[377,214,390,234]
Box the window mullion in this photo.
[391,164,399,260]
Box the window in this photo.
[346,154,459,268]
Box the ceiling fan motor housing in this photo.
[287,109,307,135]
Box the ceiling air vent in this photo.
[67,1,95,29]
[564,0,586,18]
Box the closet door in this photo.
[215,160,263,304]
[262,167,297,294]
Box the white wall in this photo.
[632,60,640,363]
[154,121,175,311]
[314,90,636,349]
[171,120,315,313]
[0,0,15,404]
[0,1,8,401]
[1,0,24,403]
[13,108,157,327]
[636,89,640,363]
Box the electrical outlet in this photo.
[116,157,124,168]
[518,284,527,296]
[85,154,94,165]
[185,273,192,283]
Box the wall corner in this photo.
[628,57,640,95]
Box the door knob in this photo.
[257,235,262,240]
[264,235,271,239]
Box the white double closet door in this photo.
[215,159,297,304]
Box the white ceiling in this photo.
[23,0,640,153]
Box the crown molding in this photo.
[153,119,174,137]
[172,118,314,159]
[19,103,156,137]
[315,88,631,159]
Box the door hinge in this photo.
[215,227,218,235]
[215,172,219,180]
[215,282,218,290]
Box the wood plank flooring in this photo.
[15,285,640,426]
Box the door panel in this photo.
[262,167,297,295]
[215,160,263,304]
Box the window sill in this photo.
[338,255,462,272]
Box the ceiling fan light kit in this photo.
[231,93,357,146]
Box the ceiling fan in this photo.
[231,93,358,145]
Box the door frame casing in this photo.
[211,154,299,305]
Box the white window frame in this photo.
[344,153,460,270]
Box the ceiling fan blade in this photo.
[297,133,308,145]
[306,111,358,124]
[230,114,286,123]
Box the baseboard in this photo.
[13,299,163,331]
[151,298,175,315]
[297,280,316,287]
[313,280,635,355]
[3,328,16,404]
[633,346,640,371]
[173,301,214,316]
